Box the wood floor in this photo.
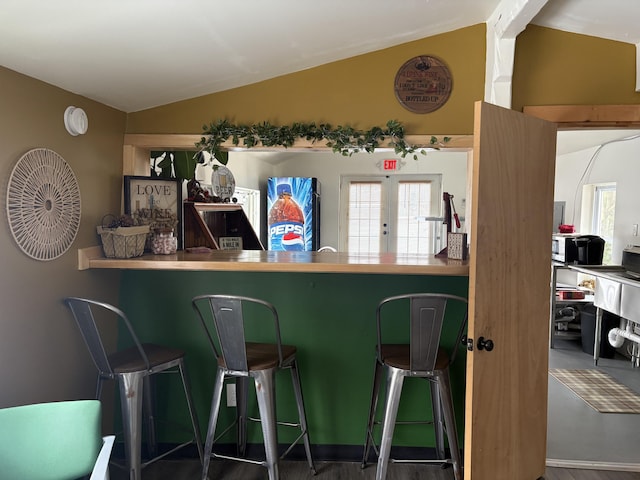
[110,458,640,479]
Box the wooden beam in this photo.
[485,0,549,107]
[123,134,202,149]
[122,133,474,179]
[523,104,640,128]
[123,133,473,151]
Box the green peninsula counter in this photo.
[78,247,469,456]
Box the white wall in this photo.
[554,135,640,265]
[212,149,469,249]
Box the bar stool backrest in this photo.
[64,297,151,377]
[192,294,284,373]
[376,293,468,372]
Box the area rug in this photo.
[549,368,640,414]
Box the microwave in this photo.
[552,234,605,265]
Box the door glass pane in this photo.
[396,181,432,254]
[347,182,382,254]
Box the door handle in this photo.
[461,335,494,352]
[477,336,494,351]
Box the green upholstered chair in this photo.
[0,399,114,480]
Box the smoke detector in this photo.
[64,106,88,136]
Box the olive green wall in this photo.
[0,66,126,415]
[513,25,640,111]
[128,24,640,141]
[126,24,487,135]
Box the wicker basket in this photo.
[96,225,150,258]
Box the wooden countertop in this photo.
[78,246,469,275]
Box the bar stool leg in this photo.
[429,381,446,460]
[289,359,316,474]
[95,377,104,401]
[362,359,383,468]
[437,368,462,480]
[142,375,158,459]
[254,369,279,480]
[376,367,405,480]
[177,359,204,462]
[236,376,249,457]
[202,367,226,480]
[119,372,145,480]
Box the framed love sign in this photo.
[124,176,183,248]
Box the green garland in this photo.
[196,119,450,165]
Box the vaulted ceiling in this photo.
[1,0,638,113]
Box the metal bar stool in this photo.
[64,297,203,480]
[361,293,468,480]
[192,294,316,480]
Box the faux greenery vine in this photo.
[152,120,450,180]
[195,119,450,165]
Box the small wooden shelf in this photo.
[183,202,263,250]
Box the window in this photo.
[581,182,616,265]
[395,181,435,254]
[340,175,442,254]
[592,184,616,264]
[346,181,383,253]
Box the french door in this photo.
[339,174,442,254]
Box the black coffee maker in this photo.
[571,235,605,265]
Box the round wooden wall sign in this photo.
[394,55,453,114]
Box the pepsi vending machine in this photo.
[267,177,320,251]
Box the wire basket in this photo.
[96,224,150,258]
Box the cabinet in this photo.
[183,202,263,250]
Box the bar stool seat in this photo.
[192,294,315,480]
[64,297,203,480]
[216,342,297,370]
[361,293,468,480]
[379,344,450,371]
[109,343,186,373]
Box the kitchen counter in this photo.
[568,264,640,288]
[77,246,469,275]
[567,264,640,366]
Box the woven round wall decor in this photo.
[6,148,81,261]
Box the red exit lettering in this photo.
[383,159,397,171]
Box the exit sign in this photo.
[377,158,404,172]
[383,159,398,171]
